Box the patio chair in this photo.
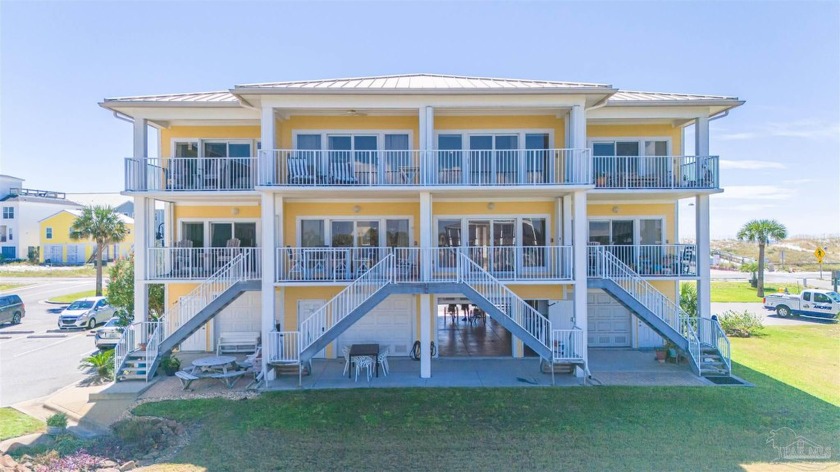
[330,161,358,185]
[216,238,241,268]
[355,355,374,382]
[377,347,390,376]
[173,239,194,275]
[287,157,315,185]
[342,345,353,376]
[286,246,304,280]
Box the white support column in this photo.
[133,196,149,323]
[260,193,277,380]
[570,105,586,149]
[554,197,563,245]
[419,192,432,280]
[133,118,148,159]
[420,294,432,378]
[572,190,588,377]
[562,196,573,246]
[260,107,276,185]
[424,106,434,151]
[696,194,711,319]
[694,116,710,156]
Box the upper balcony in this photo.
[258,149,591,188]
[123,153,719,193]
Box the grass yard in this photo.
[0,283,29,292]
[131,325,840,472]
[0,408,43,441]
[47,289,99,304]
[730,324,840,406]
[710,281,801,303]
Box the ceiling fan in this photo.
[344,109,367,116]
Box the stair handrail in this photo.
[590,246,701,371]
[114,321,138,375]
[551,328,584,362]
[144,320,163,381]
[160,253,247,342]
[457,252,552,355]
[299,254,395,354]
[268,330,301,364]
[698,317,731,375]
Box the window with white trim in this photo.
[2,207,13,219]
[46,227,53,239]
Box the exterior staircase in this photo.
[277,250,583,381]
[587,246,731,377]
[115,254,259,381]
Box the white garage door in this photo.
[338,295,414,357]
[587,291,631,347]
[66,245,85,264]
[46,245,63,264]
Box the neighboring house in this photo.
[0,175,82,261]
[101,74,743,382]
[39,209,135,265]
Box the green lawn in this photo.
[710,281,801,303]
[0,408,44,441]
[730,324,840,406]
[47,289,99,304]
[130,325,840,471]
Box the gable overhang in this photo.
[98,101,260,128]
[589,100,745,127]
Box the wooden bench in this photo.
[208,370,247,388]
[216,331,260,355]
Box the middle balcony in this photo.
[258,149,590,188]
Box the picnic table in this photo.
[175,355,244,389]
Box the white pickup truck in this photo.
[764,290,840,321]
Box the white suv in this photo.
[58,296,115,330]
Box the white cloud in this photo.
[718,120,840,141]
[781,178,816,185]
[719,160,785,170]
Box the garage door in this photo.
[338,295,414,357]
[587,291,631,347]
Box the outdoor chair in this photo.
[173,239,194,276]
[216,237,241,268]
[355,355,374,382]
[377,347,390,376]
[329,161,358,185]
[287,157,315,185]
[342,345,353,376]
[286,246,304,280]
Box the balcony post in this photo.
[569,105,587,183]
[572,190,588,377]
[133,117,148,191]
[260,106,276,185]
[695,116,710,185]
[419,192,432,280]
[695,194,711,319]
[420,294,432,378]
[133,196,150,323]
[261,192,277,380]
[419,106,434,184]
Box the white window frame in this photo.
[587,216,667,246]
[2,207,13,219]
[171,138,258,158]
[292,130,414,152]
[295,215,414,248]
[588,137,672,177]
[46,227,53,239]
[177,218,261,248]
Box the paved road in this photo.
[0,279,101,407]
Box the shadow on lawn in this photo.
[125,362,839,472]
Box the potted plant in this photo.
[46,412,68,435]
[654,346,667,363]
[159,355,181,376]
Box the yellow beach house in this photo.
[100,74,742,383]
[39,209,135,265]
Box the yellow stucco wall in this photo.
[173,204,261,221]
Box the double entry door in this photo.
[181,222,257,274]
[437,133,551,185]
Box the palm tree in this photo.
[736,219,788,297]
[70,206,128,296]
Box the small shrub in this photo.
[111,416,184,456]
[159,355,181,375]
[717,310,764,337]
[680,283,698,318]
[79,349,115,382]
[46,412,67,428]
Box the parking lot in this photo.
[0,279,103,407]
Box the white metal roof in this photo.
[103,91,238,104]
[236,73,612,90]
[609,90,738,102]
[43,209,134,224]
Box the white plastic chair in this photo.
[377,347,390,376]
[355,355,374,382]
[342,345,352,376]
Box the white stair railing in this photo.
[458,252,552,356]
[299,254,394,354]
[551,329,584,362]
[697,317,731,374]
[114,321,137,375]
[268,331,301,364]
[589,246,701,371]
[159,254,247,343]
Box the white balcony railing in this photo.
[593,155,719,189]
[276,246,573,283]
[594,245,697,277]
[146,247,262,280]
[551,328,584,362]
[259,149,590,187]
[125,157,258,192]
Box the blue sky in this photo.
[1,1,838,239]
